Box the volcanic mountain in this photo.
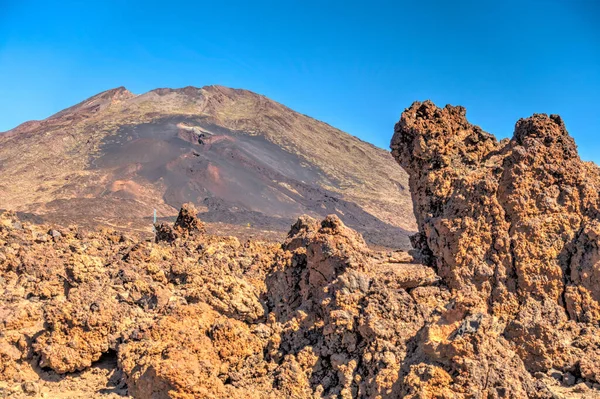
[0,86,414,248]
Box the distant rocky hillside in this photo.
[0,85,415,248]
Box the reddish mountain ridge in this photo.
[0,86,415,248]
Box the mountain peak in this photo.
[146,85,262,100]
[0,84,414,249]
[49,86,135,120]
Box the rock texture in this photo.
[1,101,600,398]
[391,100,600,398]
[0,85,414,249]
[0,206,435,398]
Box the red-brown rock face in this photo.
[2,101,600,398]
[0,207,441,398]
[392,100,600,396]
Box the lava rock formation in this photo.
[1,101,599,398]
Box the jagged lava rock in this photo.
[392,100,600,397]
[0,207,439,398]
[3,98,600,398]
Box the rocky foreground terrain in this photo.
[1,101,600,398]
[0,85,414,249]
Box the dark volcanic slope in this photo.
[0,86,414,248]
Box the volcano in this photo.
[0,85,414,248]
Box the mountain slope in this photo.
[0,85,415,248]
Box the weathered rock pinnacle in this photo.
[392,100,600,396]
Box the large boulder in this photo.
[391,100,600,396]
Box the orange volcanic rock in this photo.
[1,101,600,398]
[0,206,436,398]
[173,203,206,234]
[392,100,600,398]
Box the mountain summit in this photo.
[0,85,415,248]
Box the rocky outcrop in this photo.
[2,100,600,398]
[0,207,279,397]
[0,205,438,398]
[114,213,442,399]
[391,100,600,397]
[155,202,206,243]
[265,215,438,398]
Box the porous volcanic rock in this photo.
[155,202,206,243]
[265,215,439,398]
[2,101,600,398]
[173,202,206,234]
[0,206,438,398]
[119,214,441,398]
[391,100,600,398]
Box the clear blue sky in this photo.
[1,0,599,162]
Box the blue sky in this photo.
[1,0,599,162]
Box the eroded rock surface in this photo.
[391,100,600,398]
[0,206,437,398]
[1,101,600,398]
